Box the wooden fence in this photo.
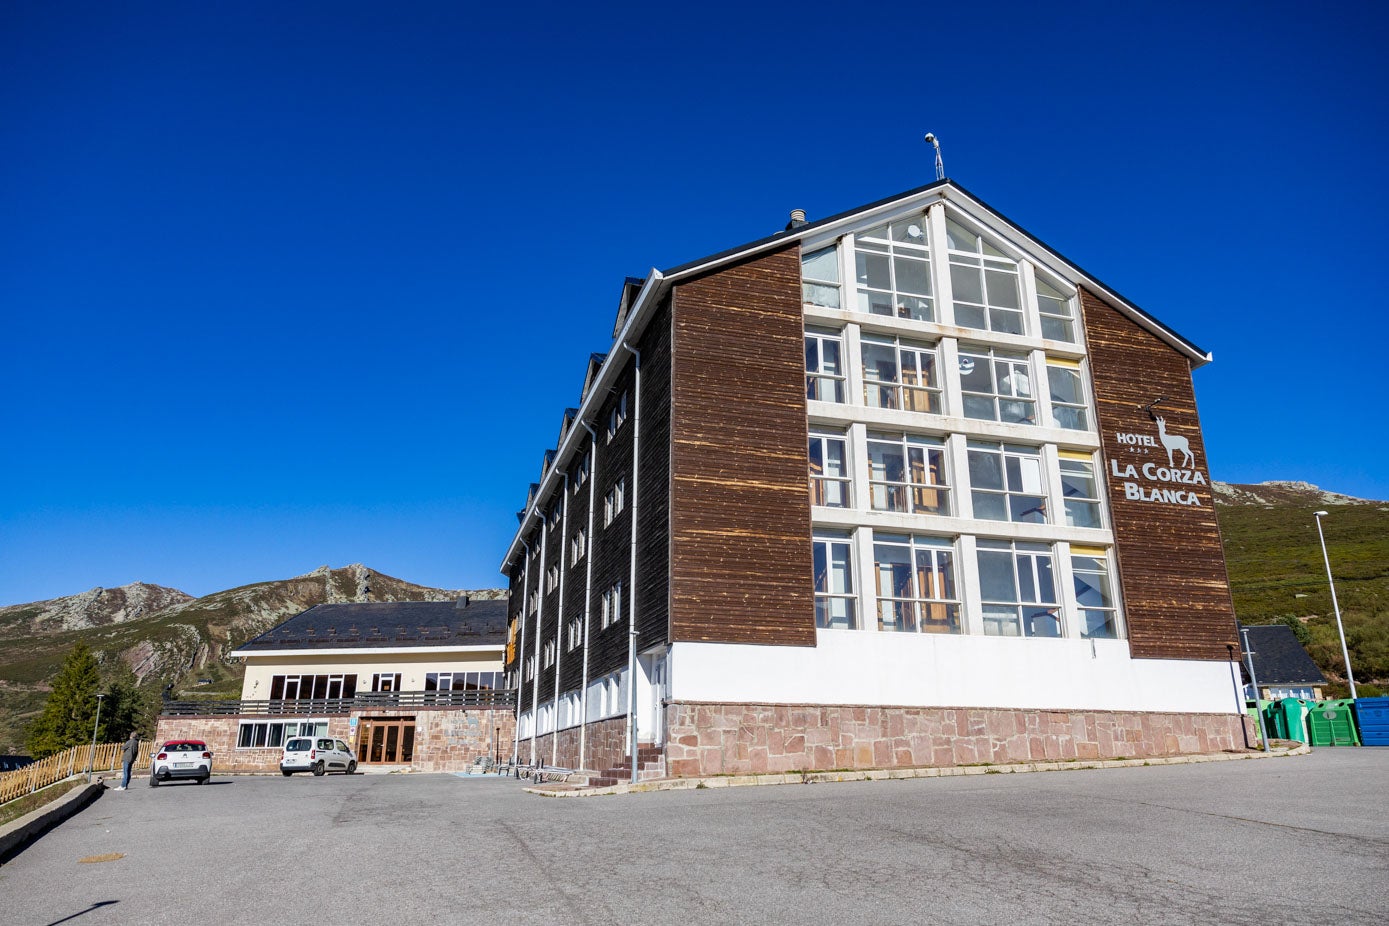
[0,741,153,805]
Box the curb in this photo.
[0,781,104,863]
[525,743,1312,798]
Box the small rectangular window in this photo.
[813,533,856,630]
[603,479,626,527]
[1036,276,1077,343]
[606,391,628,442]
[802,245,842,309]
[873,534,960,634]
[805,329,846,403]
[1047,363,1089,431]
[1059,456,1103,528]
[1072,551,1121,639]
[853,220,933,321]
[808,432,851,508]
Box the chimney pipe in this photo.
[786,209,807,230]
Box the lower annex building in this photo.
[502,178,1248,780]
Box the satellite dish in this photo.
[959,357,975,375]
[907,224,923,239]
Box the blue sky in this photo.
[2,1,1385,604]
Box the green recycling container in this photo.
[1277,698,1311,744]
[1261,700,1286,740]
[1306,700,1360,747]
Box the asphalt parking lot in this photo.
[1,749,1386,926]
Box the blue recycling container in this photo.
[1353,697,1389,746]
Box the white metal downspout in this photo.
[623,341,642,785]
[550,473,568,768]
[515,540,531,764]
[530,526,547,766]
[578,424,598,770]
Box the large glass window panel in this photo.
[867,433,949,515]
[946,216,1023,334]
[814,535,857,630]
[959,348,1035,424]
[802,246,841,308]
[1036,276,1077,343]
[969,442,1048,523]
[1060,458,1103,528]
[853,219,934,321]
[977,541,1060,637]
[862,337,941,413]
[809,433,851,508]
[1073,554,1121,639]
[805,330,846,403]
[873,534,960,634]
[1048,365,1089,430]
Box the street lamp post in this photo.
[86,693,106,782]
[1313,510,1357,699]
[1239,627,1272,753]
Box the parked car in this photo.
[150,740,213,786]
[280,737,357,776]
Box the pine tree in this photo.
[25,642,102,758]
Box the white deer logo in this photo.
[1154,416,1194,468]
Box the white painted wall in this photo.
[670,632,1241,715]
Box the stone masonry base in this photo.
[155,707,515,774]
[663,702,1250,778]
[525,716,628,772]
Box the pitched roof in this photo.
[1241,624,1327,686]
[234,598,508,654]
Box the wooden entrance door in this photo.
[356,717,416,764]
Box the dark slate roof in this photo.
[234,598,508,653]
[1241,624,1327,686]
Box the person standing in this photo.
[115,732,139,790]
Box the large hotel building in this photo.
[502,179,1245,780]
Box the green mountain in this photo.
[1214,481,1389,697]
[0,565,504,753]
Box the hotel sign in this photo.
[1109,415,1206,507]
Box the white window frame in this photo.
[606,391,628,442]
[813,532,857,630]
[569,527,586,566]
[851,217,935,322]
[968,441,1049,524]
[603,479,626,527]
[1047,362,1090,431]
[1071,550,1122,640]
[809,431,851,508]
[861,335,941,415]
[1036,274,1078,343]
[977,540,1061,638]
[872,533,961,634]
[866,432,950,516]
[959,345,1036,424]
[801,244,842,309]
[945,214,1025,335]
[600,580,623,629]
[1059,456,1104,528]
[805,328,847,403]
[371,672,401,693]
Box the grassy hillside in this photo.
[1215,485,1388,697]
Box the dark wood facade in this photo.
[1080,287,1240,660]
[507,299,674,711]
[668,246,817,646]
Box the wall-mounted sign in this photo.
[1109,414,1206,506]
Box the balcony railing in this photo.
[161,688,517,717]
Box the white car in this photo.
[280,737,356,776]
[150,740,213,786]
